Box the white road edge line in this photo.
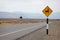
[0,25,44,37]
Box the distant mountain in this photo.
[0,12,45,19]
[0,12,60,19]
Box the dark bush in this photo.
[20,16,22,19]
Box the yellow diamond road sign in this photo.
[42,6,53,17]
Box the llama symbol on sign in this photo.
[42,6,53,17]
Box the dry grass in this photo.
[0,19,46,26]
[0,19,45,24]
[0,19,60,25]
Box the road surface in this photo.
[0,22,46,40]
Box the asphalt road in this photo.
[0,22,46,40]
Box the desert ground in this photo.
[0,19,46,26]
[0,18,59,24]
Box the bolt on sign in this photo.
[42,6,53,17]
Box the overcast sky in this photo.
[0,0,60,13]
[0,0,60,19]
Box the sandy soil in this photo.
[0,19,45,26]
[0,19,60,26]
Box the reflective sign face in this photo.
[42,6,53,17]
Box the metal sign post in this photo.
[42,6,53,35]
[46,18,48,35]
